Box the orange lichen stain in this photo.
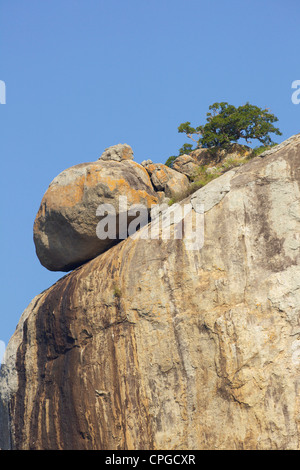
[155,169,169,184]
[121,148,132,160]
[102,176,126,192]
[167,180,179,189]
[43,171,158,210]
[146,164,156,174]
[85,169,103,188]
[131,190,158,207]
[126,161,141,169]
[46,175,86,208]
[38,203,46,218]
[98,175,157,206]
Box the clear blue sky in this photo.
[0,0,299,347]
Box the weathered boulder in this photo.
[99,143,134,162]
[2,134,300,450]
[141,159,153,167]
[172,154,199,178]
[144,162,190,198]
[33,158,158,272]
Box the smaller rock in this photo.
[173,154,199,178]
[141,159,153,167]
[145,163,190,199]
[155,191,171,205]
[99,144,134,162]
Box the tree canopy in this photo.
[178,102,282,151]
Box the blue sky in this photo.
[0,0,299,347]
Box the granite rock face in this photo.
[1,134,300,450]
[33,157,158,271]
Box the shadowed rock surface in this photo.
[1,134,300,450]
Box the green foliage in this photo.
[177,122,198,137]
[167,150,258,205]
[179,143,194,155]
[165,102,282,204]
[165,155,177,168]
[178,102,282,153]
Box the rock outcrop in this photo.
[144,162,190,198]
[172,143,252,178]
[99,143,134,162]
[1,134,300,450]
[172,154,199,178]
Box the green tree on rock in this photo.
[178,102,282,151]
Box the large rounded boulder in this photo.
[34,148,158,272]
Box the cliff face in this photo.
[1,135,300,450]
